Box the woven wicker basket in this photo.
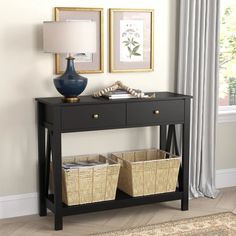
[111,149,180,197]
[53,155,120,206]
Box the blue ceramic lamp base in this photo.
[53,56,88,103]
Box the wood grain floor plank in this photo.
[0,187,235,236]
[215,189,236,210]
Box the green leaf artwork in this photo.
[122,37,141,58]
[120,20,143,61]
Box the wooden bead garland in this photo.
[93,81,155,98]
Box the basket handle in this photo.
[105,156,120,165]
[159,150,179,159]
[110,154,125,167]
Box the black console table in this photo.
[36,92,191,230]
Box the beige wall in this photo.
[0,0,178,196]
[216,123,236,170]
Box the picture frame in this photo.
[55,7,104,74]
[109,8,154,73]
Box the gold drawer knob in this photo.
[92,114,99,119]
[153,110,160,115]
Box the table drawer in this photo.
[127,100,184,125]
[61,104,126,131]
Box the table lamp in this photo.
[43,21,97,102]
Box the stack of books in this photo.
[102,89,142,100]
[62,161,108,169]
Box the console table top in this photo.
[36,92,192,106]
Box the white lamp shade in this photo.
[43,21,97,53]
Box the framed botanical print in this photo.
[109,8,154,73]
[55,7,104,74]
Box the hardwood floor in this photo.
[0,187,236,236]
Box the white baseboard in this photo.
[216,168,236,188]
[0,168,235,219]
[0,193,38,219]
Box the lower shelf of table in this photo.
[46,189,183,216]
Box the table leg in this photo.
[37,103,47,217]
[45,130,51,198]
[181,99,190,211]
[51,129,63,230]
